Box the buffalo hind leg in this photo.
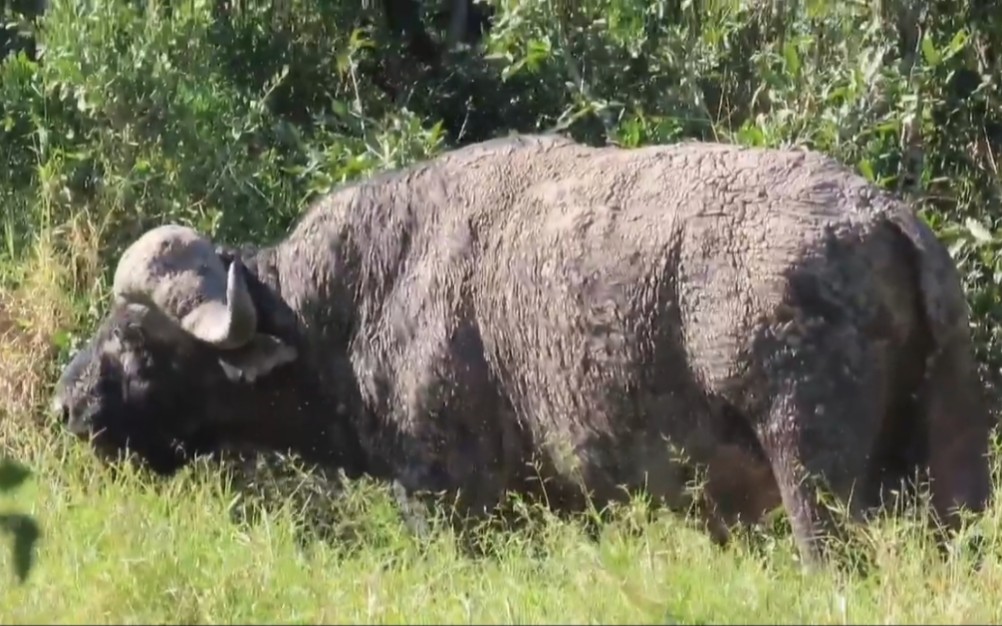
[922,340,993,543]
[753,323,886,570]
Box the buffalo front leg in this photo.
[752,321,886,569]
[388,320,519,533]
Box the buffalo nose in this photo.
[50,394,68,424]
[66,411,92,437]
[52,394,90,437]
[67,415,93,438]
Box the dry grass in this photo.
[0,213,105,449]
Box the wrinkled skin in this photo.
[53,134,994,568]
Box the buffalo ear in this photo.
[216,333,297,383]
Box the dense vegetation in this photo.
[2,0,1002,621]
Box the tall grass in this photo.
[2,0,1002,621]
[3,434,1002,623]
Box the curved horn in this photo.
[112,224,258,350]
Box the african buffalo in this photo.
[52,134,993,567]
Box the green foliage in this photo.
[0,458,40,583]
[0,0,445,269]
[2,0,999,372]
[0,2,998,408]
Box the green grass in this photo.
[2,432,1002,623]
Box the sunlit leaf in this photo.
[965,218,995,245]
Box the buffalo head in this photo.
[51,225,299,474]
